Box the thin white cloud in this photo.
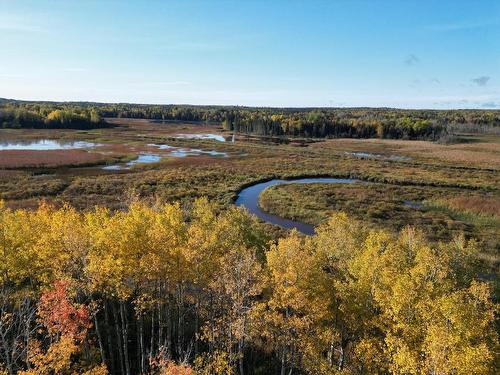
[471,76,491,86]
[481,102,500,108]
[427,93,500,109]
[404,54,420,66]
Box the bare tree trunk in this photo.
[209,293,214,355]
[104,302,116,374]
[119,301,131,375]
[338,346,344,371]
[24,301,34,371]
[167,294,172,356]
[177,283,184,358]
[150,307,155,359]
[158,285,163,351]
[2,343,13,375]
[327,334,335,367]
[112,302,125,375]
[280,349,286,375]
[194,300,199,357]
[139,313,145,374]
[238,338,245,375]
[93,310,106,364]
[337,336,348,371]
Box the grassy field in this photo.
[309,135,500,169]
[1,118,498,254]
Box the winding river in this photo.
[235,177,358,234]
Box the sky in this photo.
[0,0,499,108]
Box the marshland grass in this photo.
[1,119,498,295]
[0,118,498,238]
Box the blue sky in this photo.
[0,0,499,108]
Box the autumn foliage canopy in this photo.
[0,199,497,374]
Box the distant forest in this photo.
[1,99,499,139]
[0,100,106,129]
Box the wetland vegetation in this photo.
[0,104,499,374]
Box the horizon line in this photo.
[1,96,499,111]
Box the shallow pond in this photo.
[175,133,227,142]
[103,153,162,170]
[103,144,228,170]
[403,200,424,209]
[148,144,228,158]
[0,139,98,151]
[235,177,358,234]
[345,151,411,161]
[169,148,227,157]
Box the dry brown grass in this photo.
[105,117,224,135]
[0,169,25,178]
[445,196,500,217]
[3,197,56,210]
[312,136,500,169]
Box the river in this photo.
[235,177,358,234]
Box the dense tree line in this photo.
[1,99,499,138]
[0,103,106,129]
[98,103,499,139]
[222,111,443,139]
[0,199,497,374]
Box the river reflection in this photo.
[0,139,98,151]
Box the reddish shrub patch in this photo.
[0,150,110,168]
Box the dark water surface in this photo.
[235,177,358,234]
